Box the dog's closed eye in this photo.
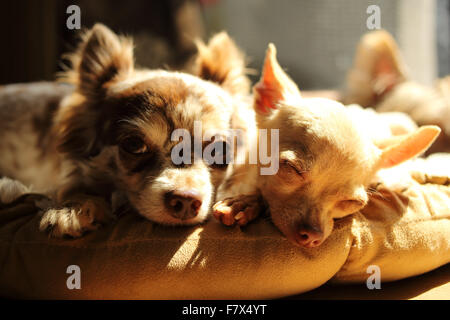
[279,159,306,180]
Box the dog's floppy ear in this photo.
[62,23,134,98]
[195,32,250,95]
[376,125,441,169]
[344,30,408,107]
[253,43,301,115]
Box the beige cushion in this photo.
[0,160,449,299]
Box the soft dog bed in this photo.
[0,156,449,299]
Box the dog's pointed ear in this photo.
[195,32,250,95]
[253,43,301,116]
[344,30,408,106]
[376,125,440,169]
[62,23,134,98]
[56,24,133,158]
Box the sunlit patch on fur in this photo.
[0,24,251,237]
[0,177,30,204]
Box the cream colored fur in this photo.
[214,44,440,248]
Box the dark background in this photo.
[0,0,448,89]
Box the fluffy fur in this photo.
[0,177,30,204]
[0,24,251,237]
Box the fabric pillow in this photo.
[0,158,449,299]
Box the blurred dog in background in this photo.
[343,29,450,154]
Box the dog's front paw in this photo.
[39,197,112,238]
[213,194,263,226]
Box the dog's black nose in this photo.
[164,190,203,220]
[295,225,324,248]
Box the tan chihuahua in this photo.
[343,29,450,153]
[214,44,440,248]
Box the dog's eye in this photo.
[119,136,149,155]
[280,160,304,178]
[206,140,230,169]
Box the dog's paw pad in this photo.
[213,194,263,226]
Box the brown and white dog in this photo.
[0,24,252,237]
[343,29,450,154]
[214,44,440,248]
